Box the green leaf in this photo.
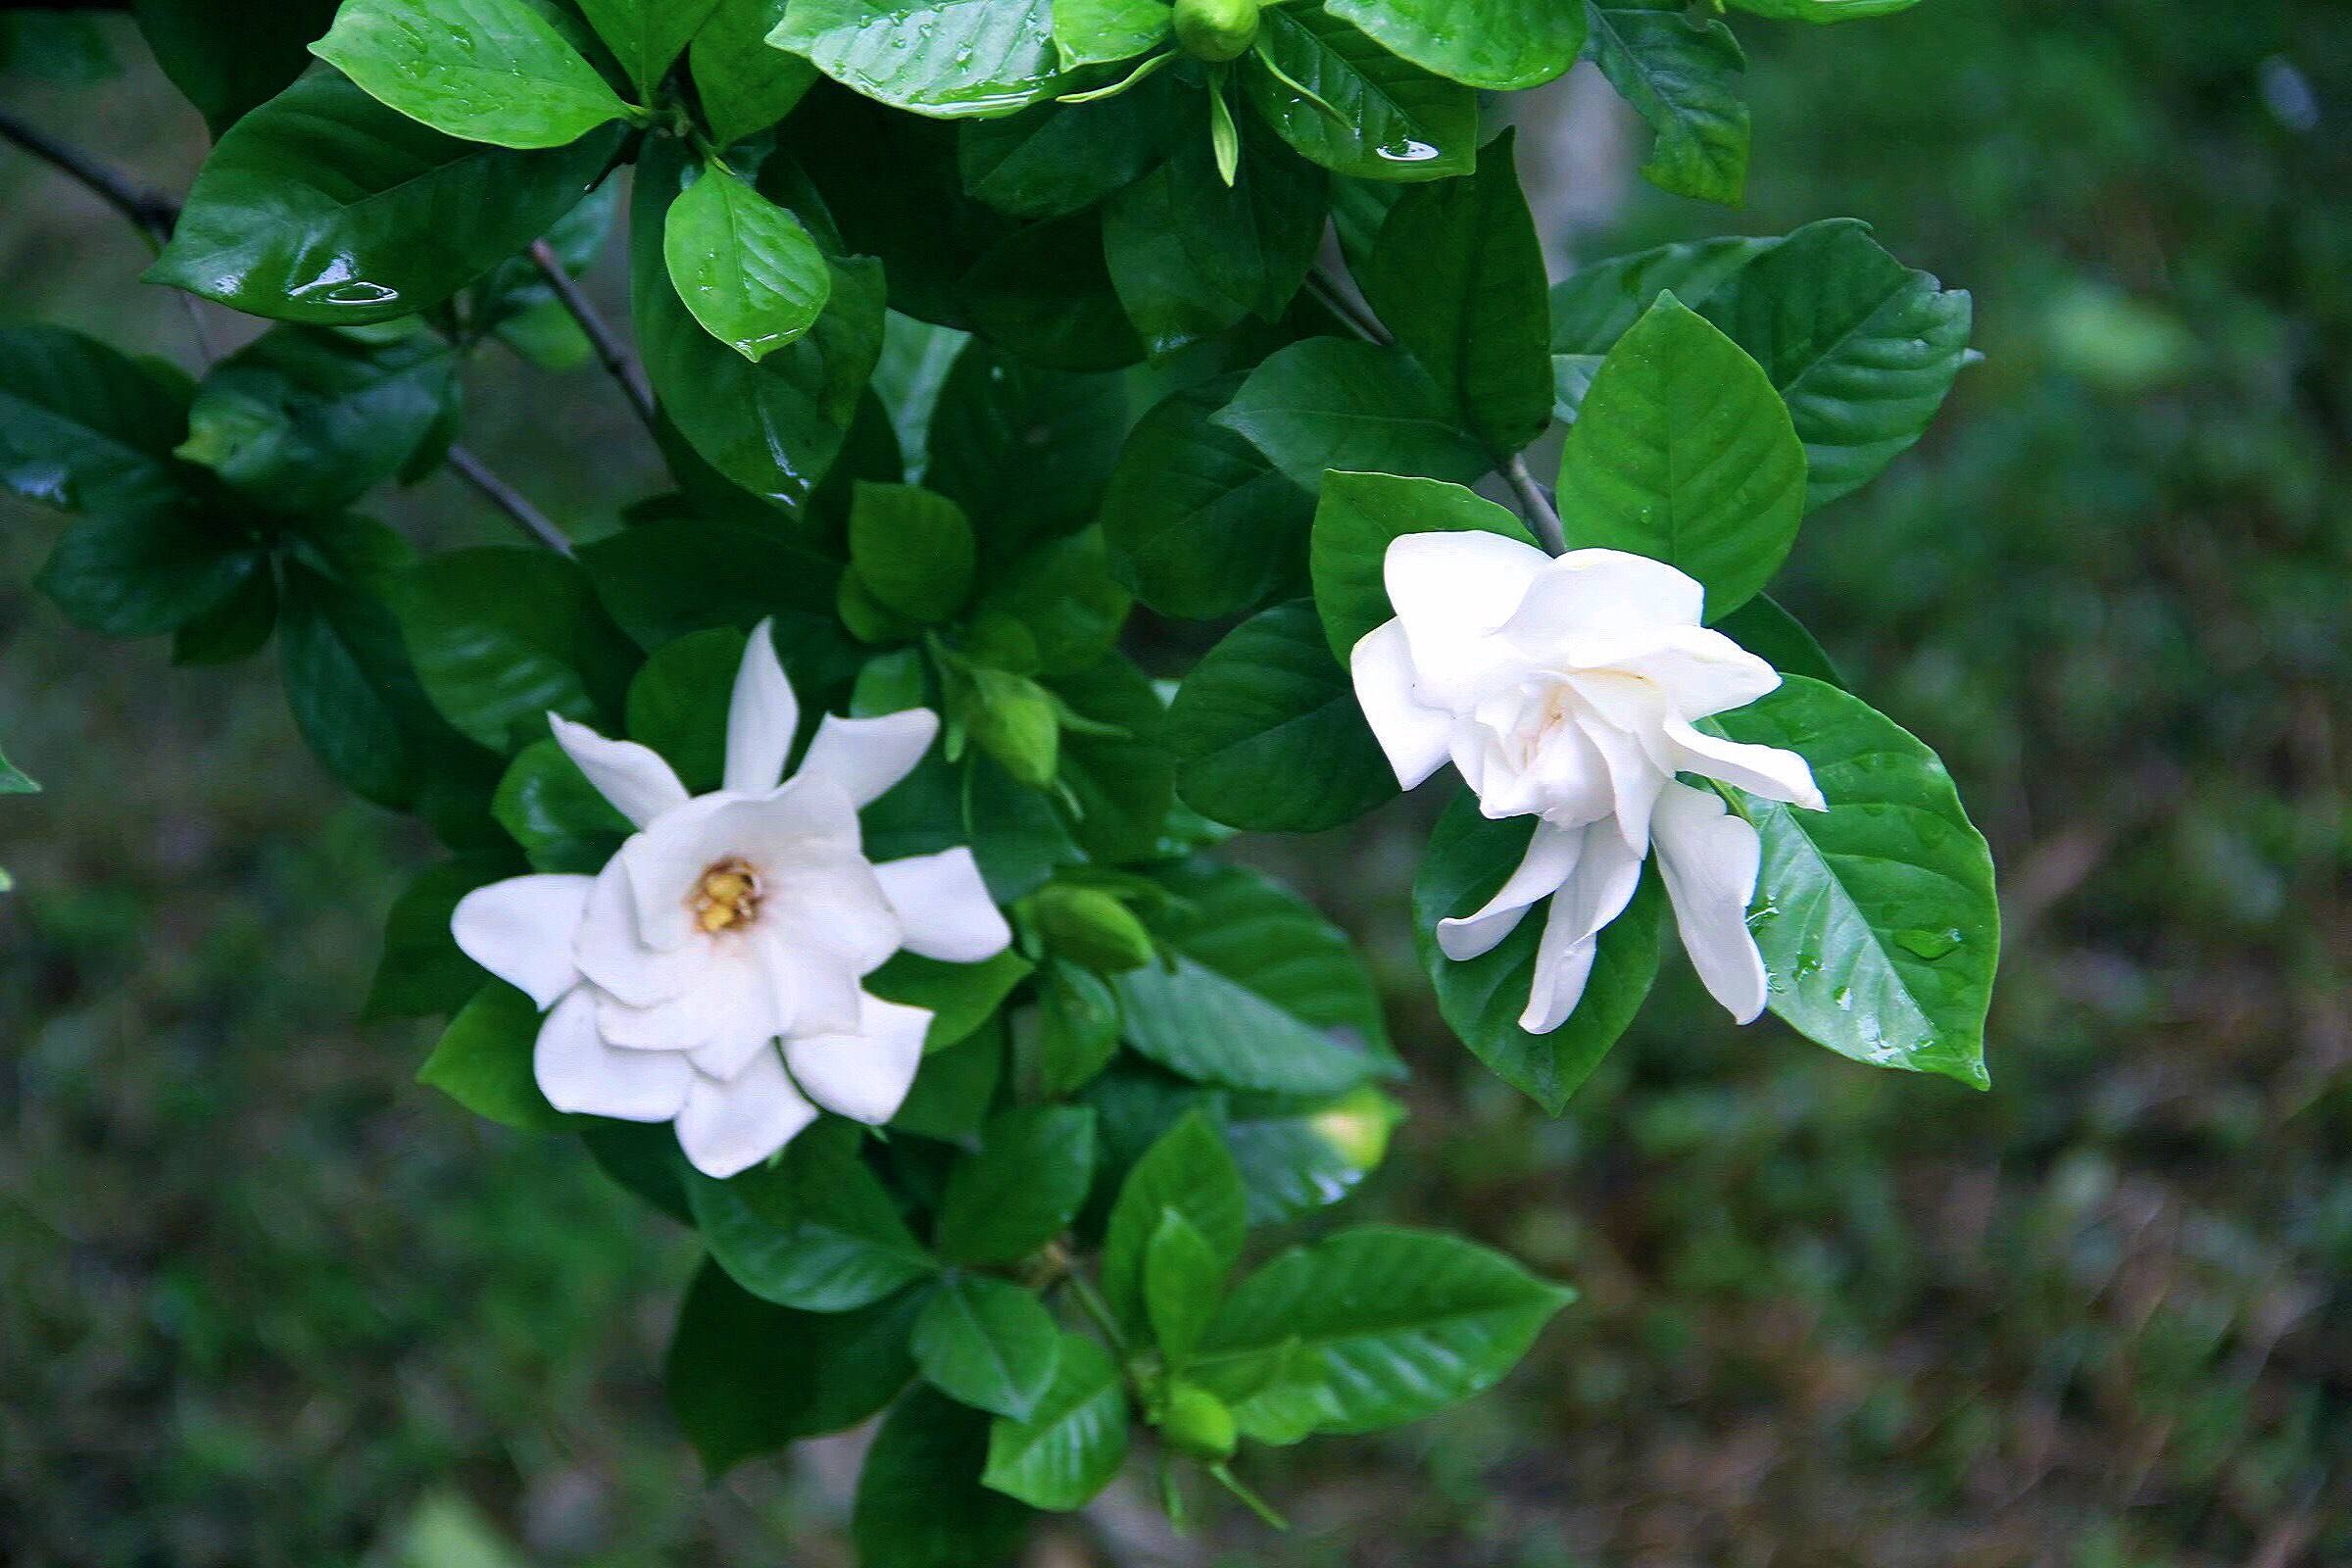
[1213,337,1490,493]
[1727,0,1920,20]
[149,69,623,323]
[1167,600,1396,832]
[662,163,833,361]
[1309,470,1535,663]
[1356,127,1552,454]
[864,750,1079,904]
[1550,235,1779,355]
[668,1261,922,1473]
[632,139,888,506]
[1051,0,1167,66]
[624,625,746,794]
[1144,1208,1223,1364]
[178,328,454,514]
[957,82,1175,219]
[958,212,1145,373]
[771,0,1061,118]
[1586,0,1748,205]
[926,344,1128,558]
[970,527,1130,677]
[1101,1107,1247,1335]
[0,325,189,514]
[1115,861,1391,1095]
[849,482,978,621]
[1553,294,1805,619]
[890,1020,1004,1139]
[0,745,36,796]
[1102,375,1312,620]
[579,518,842,648]
[913,1274,1063,1420]
[132,0,342,136]
[1224,1085,1402,1224]
[1242,5,1476,182]
[37,508,257,638]
[690,0,817,144]
[1192,1227,1571,1437]
[1049,655,1176,864]
[1411,797,1663,1113]
[855,1388,1033,1568]
[312,0,634,149]
[364,855,514,1020]
[1328,0,1585,89]
[1702,676,1998,1089]
[1713,593,1846,690]
[492,738,631,872]
[1103,132,1327,358]
[685,1123,942,1310]
[577,0,720,95]
[170,567,277,666]
[417,981,570,1132]
[935,1105,1099,1264]
[1699,218,1974,509]
[392,547,637,755]
[866,948,1035,1052]
[1027,958,1121,1097]
[981,1333,1129,1509]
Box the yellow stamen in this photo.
[691,858,760,933]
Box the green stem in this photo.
[1208,1462,1288,1530]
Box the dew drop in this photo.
[1375,138,1440,164]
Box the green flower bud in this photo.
[1173,0,1258,63]
[1159,1381,1238,1460]
[965,666,1060,788]
[1031,884,1156,973]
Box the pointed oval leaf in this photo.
[1586,0,1748,205]
[662,163,833,361]
[684,1124,943,1310]
[1329,0,1585,89]
[980,1333,1130,1509]
[312,0,633,149]
[912,1273,1063,1420]
[771,0,1062,118]
[1212,337,1490,494]
[1242,4,1475,182]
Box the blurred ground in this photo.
[3,2,2350,1564]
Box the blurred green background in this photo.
[3,2,2349,1563]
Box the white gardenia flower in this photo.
[1351,534,1826,1033]
[451,620,1010,1179]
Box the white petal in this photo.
[1665,718,1826,810]
[873,848,1010,963]
[575,858,710,1005]
[691,1028,775,1080]
[785,992,933,1125]
[1517,820,1647,1034]
[1519,907,1599,1035]
[1651,780,1769,1023]
[1503,549,1705,646]
[757,926,867,1038]
[1609,625,1782,718]
[724,618,800,795]
[1573,711,1668,852]
[674,1046,818,1178]
[549,713,689,829]
[533,988,693,1121]
[451,873,592,1009]
[795,710,939,808]
[1437,821,1581,961]
[1348,620,1452,789]
[1384,530,1549,706]
[615,783,866,955]
[597,974,729,1052]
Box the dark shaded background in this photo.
[3,2,2349,1562]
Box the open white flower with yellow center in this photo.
[1351,534,1825,1032]
[451,621,1009,1178]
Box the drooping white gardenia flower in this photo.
[451,621,1010,1178]
[1351,534,1825,1033]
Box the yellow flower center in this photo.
[692,858,760,933]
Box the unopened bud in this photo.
[1032,885,1155,973]
[1159,1381,1237,1460]
[1173,0,1258,62]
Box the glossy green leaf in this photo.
[957,80,1175,218]
[624,625,745,794]
[1586,0,1748,205]
[1728,0,1920,19]
[685,1123,942,1310]
[1114,861,1390,1096]
[1192,1227,1571,1437]
[668,1261,922,1473]
[771,0,1062,118]
[1553,294,1805,618]
[417,981,569,1132]
[1027,957,1121,1097]
[491,737,631,872]
[0,325,189,514]
[1328,0,1584,89]
[662,163,832,361]
[1213,337,1489,493]
[848,482,978,621]
[691,0,817,144]
[1699,218,1974,509]
[926,344,1128,557]
[1049,655,1176,864]
[578,0,720,95]
[1550,234,1779,355]
[169,567,276,666]
[1713,592,1846,690]
[1308,469,1535,662]
[313,0,634,149]
[1224,1086,1402,1224]
[392,547,637,755]
[37,508,257,638]
[890,1019,1004,1139]
[1242,5,1475,181]
[969,527,1129,677]
[913,1273,1062,1419]
[1356,127,1551,454]
[981,1333,1129,1509]
[863,750,1080,904]
[866,948,1035,1051]
[1103,132,1327,357]
[1144,1208,1222,1364]
[1051,0,1167,66]
[1702,675,1998,1089]
[132,0,341,135]
[855,1388,1033,1568]
[1167,600,1396,832]
[1101,1108,1248,1334]
[935,1104,1099,1264]
[364,854,513,1020]
[149,69,623,323]
[1412,797,1664,1112]
[579,518,842,649]
[959,212,1145,372]
[1102,374,1312,620]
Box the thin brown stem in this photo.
[0,105,176,243]
[448,445,573,556]
[528,238,659,433]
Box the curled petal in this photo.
[1516,821,1645,1034]
[785,992,933,1125]
[1349,619,1452,790]
[1519,909,1598,1035]
[1507,549,1707,644]
[451,873,591,1009]
[1665,719,1826,811]
[1384,530,1548,706]
[534,988,694,1121]
[873,848,1010,963]
[796,710,940,808]
[674,1046,818,1178]
[549,712,688,828]
[576,858,710,1005]
[757,926,868,1039]
[1437,820,1580,961]
[725,618,801,795]
[1651,780,1770,1023]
